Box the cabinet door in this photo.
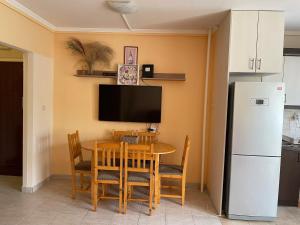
[283,56,300,105]
[278,150,300,206]
[256,11,284,73]
[229,11,258,73]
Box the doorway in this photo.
[0,46,23,176]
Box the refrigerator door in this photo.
[228,155,281,220]
[232,82,284,157]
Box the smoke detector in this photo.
[106,0,137,14]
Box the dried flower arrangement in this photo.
[66,37,114,74]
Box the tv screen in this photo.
[99,84,162,123]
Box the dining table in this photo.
[81,140,176,207]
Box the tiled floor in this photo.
[0,176,299,225]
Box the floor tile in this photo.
[0,176,299,225]
[193,215,222,225]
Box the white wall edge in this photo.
[5,0,56,31]
[22,52,34,189]
[22,176,50,193]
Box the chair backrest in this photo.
[94,142,123,171]
[181,136,191,174]
[68,130,83,169]
[112,130,135,141]
[134,131,158,144]
[124,143,154,174]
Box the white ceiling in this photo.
[8,0,300,32]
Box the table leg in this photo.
[154,154,160,207]
[91,151,95,209]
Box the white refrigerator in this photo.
[224,82,285,221]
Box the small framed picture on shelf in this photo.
[117,64,139,85]
[124,46,138,65]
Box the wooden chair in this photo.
[158,136,191,206]
[124,143,155,215]
[112,130,135,141]
[92,142,123,213]
[67,130,91,199]
[134,131,158,144]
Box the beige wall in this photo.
[53,33,208,183]
[0,47,23,61]
[0,1,53,56]
[0,0,210,185]
[0,2,54,189]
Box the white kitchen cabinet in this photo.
[256,11,285,73]
[229,11,284,74]
[263,56,300,106]
[230,11,258,73]
[283,56,300,105]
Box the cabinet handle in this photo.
[249,58,255,70]
[298,152,300,163]
[284,94,287,104]
[256,58,262,70]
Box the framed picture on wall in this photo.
[124,46,138,64]
[117,64,139,85]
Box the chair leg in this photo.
[119,185,123,214]
[158,176,161,204]
[91,179,94,206]
[92,182,98,211]
[124,184,128,214]
[149,179,154,216]
[102,184,105,197]
[71,173,76,199]
[80,172,84,189]
[128,186,133,199]
[181,178,186,206]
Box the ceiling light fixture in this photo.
[106,0,137,14]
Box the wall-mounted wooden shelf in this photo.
[142,73,185,81]
[74,71,186,81]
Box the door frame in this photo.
[22,52,34,189]
[0,41,39,190]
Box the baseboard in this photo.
[22,176,50,193]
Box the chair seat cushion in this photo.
[159,164,183,175]
[128,172,150,182]
[98,170,120,181]
[74,161,91,171]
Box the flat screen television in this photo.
[99,84,162,123]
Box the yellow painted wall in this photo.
[0,2,54,187]
[0,47,23,61]
[0,1,53,56]
[0,0,211,184]
[53,33,208,183]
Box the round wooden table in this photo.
[81,140,176,155]
[81,140,176,206]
